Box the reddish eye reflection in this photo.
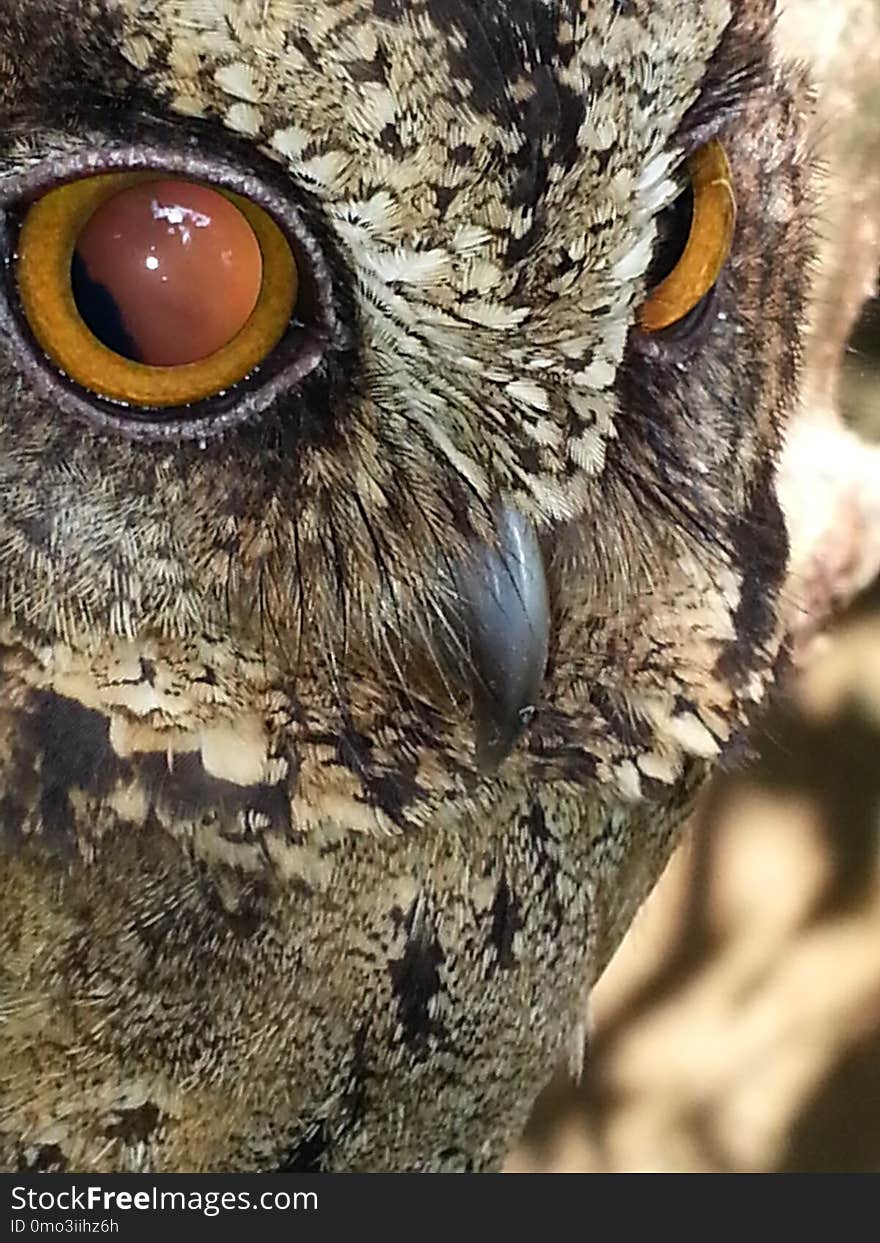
[72,180,264,367]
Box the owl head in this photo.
[0,0,811,832]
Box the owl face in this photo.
[0,1,810,823]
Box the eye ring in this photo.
[0,141,339,442]
[17,173,298,408]
[639,139,736,334]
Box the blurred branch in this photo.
[775,0,880,660]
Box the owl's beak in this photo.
[452,506,550,774]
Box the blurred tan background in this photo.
[510,0,880,1173]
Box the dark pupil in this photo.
[71,251,142,362]
[646,182,694,290]
[68,179,264,369]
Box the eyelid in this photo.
[0,141,340,443]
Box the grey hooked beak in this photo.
[452,506,550,773]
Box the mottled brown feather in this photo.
[0,0,812,1171]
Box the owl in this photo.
[0,0,811,1172]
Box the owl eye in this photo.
[639,139,736,334]
[15,172,298,408]
[0,142,336,441]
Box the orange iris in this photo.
[16,173,298,407]
[639,139,736,334]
